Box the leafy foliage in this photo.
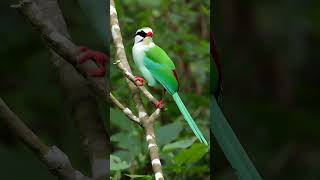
[110,155,131,171]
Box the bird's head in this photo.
[134,27,154,45]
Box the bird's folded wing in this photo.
[144,56,178,94]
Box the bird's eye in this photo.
[135,31,147,37]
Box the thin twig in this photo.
[110,92,141,125]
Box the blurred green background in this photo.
[213,0,320,179]
[0,0,107,179]
[110,0,210,179]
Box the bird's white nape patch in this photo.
[155,172,163,180]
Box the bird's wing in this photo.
[144,45,179,94]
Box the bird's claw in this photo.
[77,46,108,77]
[134,76,145,86]
[155,99,164,109]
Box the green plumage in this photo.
[144,45,178,94]
[141,45,207,145]
[145,45,175,70]
[173,93,208,145]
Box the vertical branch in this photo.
[144,110,163,180]
[145,125,163,180]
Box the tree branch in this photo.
[110,92,141,126]
[110,1,164,179]
[110,1,146,116]
[0,98,92,180]
[113,60,160,108]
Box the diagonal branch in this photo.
[113,60,160,108]
[0,98,92,180]
[110,92,141,125]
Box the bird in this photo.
[132,27,208,145]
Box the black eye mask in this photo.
[135,31,147,37]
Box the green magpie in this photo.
[132,27,208,145]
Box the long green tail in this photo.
[172,92,208,145]
[211,96,262,180]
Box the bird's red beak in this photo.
[146,32,153,37]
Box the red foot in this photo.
[134,76,145,86]
[155,99,164,109]
[77,46,108,77]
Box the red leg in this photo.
[77,46,107,77]
[134,76,145,86]
[155,99,164,109]
[155,89,166,109]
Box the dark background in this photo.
[213,0,320,179]
[0,0,106,179]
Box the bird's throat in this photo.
[143,37,152,45]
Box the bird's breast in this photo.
[132,45,146,67]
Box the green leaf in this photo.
[111,132,141,155]
[124,174,153,179]
[110,155,131,171]
[173,143,208,165]
[110,171,121,180]
[162,137,197,152]
[110,108,134,131]
[156,121,183,146]
[113,150,132,163]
